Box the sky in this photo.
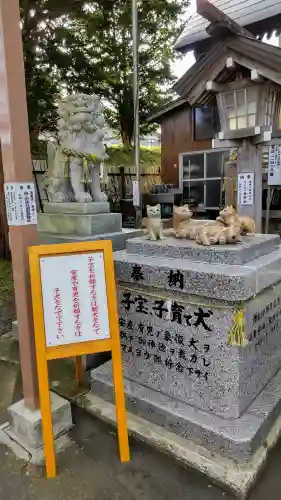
[172,0,279,79]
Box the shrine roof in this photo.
[174,35,281,105]
[175,0,281,52]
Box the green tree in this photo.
[20,0,189,146]
[20,0,86,141]
[61,0,189,146]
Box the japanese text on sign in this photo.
[40,252,110,347]
[121,291,213,330]
[237,173,254,206]
[4,182,37,226]
[131,266,194,292]
[268,145,281,186]
[250,295,281,349]
[119,317,211,382]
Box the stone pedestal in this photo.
[38,202,142,251]
[0,393,73,464]
[38,202,142,372]
[91,234,281,497]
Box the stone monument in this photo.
[37,93,141,249]
[91,227,281,497]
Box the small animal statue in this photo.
[196,205,249,246]
[172,205,217,240]
[172,205,193,235]
[217,206,255,235]
[143,204,164,241]
[196,223,242,246]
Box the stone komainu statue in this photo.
[45,93,107,203]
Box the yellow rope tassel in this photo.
[82,157,91,183]
[61,149,100,184]
[227,310,249,347]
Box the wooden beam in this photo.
[260,137,281,146]
[188,57,227,105]
[228,52,281,87]
[206,81,224,92]
[196,0,255,39]
[219,126,261,140]
[212,138,240,149]
[251,70,264,82]
[226,57,235,68]
[206,77,254,94]
[252,130,272,144]
[272,129,281,139]
[0,0,39,409]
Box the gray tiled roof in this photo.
[175,0,281,50]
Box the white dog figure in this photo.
[143,204,164,241]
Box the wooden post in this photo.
[265,185,272,234]
[224,161,237,208]
[120,167,126,199]
[0,0,39,409]
[0,145,10,259]
[236,141,263,233]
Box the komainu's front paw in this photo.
[76,192,93,203]
[52,192,68,203]
[93,192,108,202]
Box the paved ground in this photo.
[1,265,281,500]
[0,406,232,500]
[2,403,281,500]
[1,337,281,499]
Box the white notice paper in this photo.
[133,180,140,207]
[237,173,254,206]
[4,183,37,226]
[40,252,110,347]
[268,145,281,185]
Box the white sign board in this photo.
[237,173,254,206]
[268,145,281,185]
[133,180,140,207]
[40,252,110,347]
[4,182,37,226]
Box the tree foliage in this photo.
[21,0,189,146]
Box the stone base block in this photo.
[78,390,281,499]
[126,234,280,265]
[7,392,73,450]
[91,360,281,463]
[44,202,110,215]
[115,245,281,302]
[0,422,72,465]
[116,283,281,418]
[38,211,122,236]
[38,229,143,251]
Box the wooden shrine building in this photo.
[149,0,281,232]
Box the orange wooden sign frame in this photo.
[29,240,130,478]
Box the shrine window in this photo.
[180,150,228,210]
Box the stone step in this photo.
[39,229,143,251]
[44,202,110,215]
[126,234,280,265]
[38,212,122,236]
[114,247,281,302]
[91,360,281,463]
